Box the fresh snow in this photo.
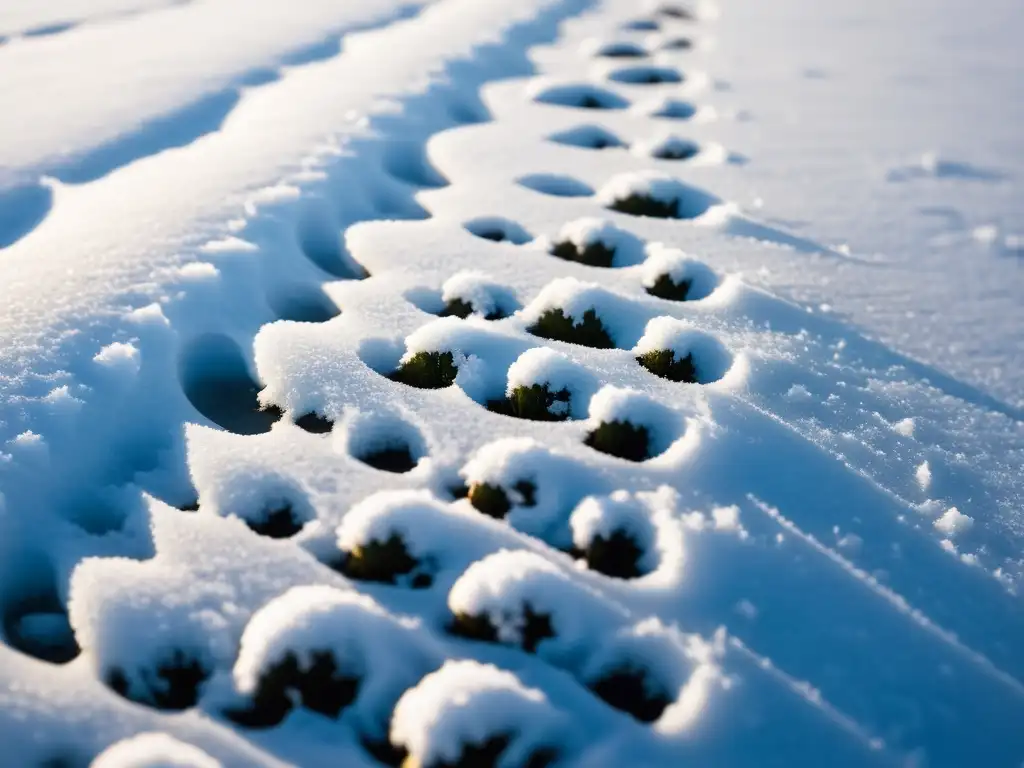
[0,0,1023,765]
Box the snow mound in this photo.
[447,549,629,665]
[596,170,720,219]
[390,660,568,768]
[90,733,221,768]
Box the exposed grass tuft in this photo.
[608,193,678,218]
[340,533,422,585]
[226,650,359,728]
[550,240,616,268]
[528,308,614,348]
[585,420,651,462]
[645,273,693,301]
[468,480,536,519]
[392,351,458,389]
[637,348,698,383]
[488,384,571,422]
[107,649,209,711]
[584,529,645,579]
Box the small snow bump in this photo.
[915,461,932,490]
[94,342,141,375]
[893,417,915,437]
[933,507,974,537]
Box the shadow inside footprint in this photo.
[179,334,282,435]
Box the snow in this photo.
[933,507,975,538]
[0,0,1023,764]
[595,169,721,219]
[633,315,735,385]
[447,548,629,664]
[90,733,221,768]
[504,346,598,419]
[546,216,647,266]
[440,270,519,319]
[585,384,690,458]
[390,660,567,766]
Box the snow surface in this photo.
[0,0,1023,765]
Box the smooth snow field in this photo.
[0,0,1022,766]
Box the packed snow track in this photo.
[0,0,1022,766]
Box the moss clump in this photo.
[488,384,571,422]
[226,650,360,728]
[107,650,209,711]
[585,529,645,579]
[468,479,536,519]
[585,420,651,462]
[608,193,678,219]
[294,412,334,434]
[528,308,614,349]
[645,273,694,301]
[440,298,505,321]
[637,349,698,383]
[391,351,458,389]
[550,239,616,268]
[589,667,672,723]
[340,533,423,586]
[246,504,304,539]
[451,604,554,654]
[360,446,418,473]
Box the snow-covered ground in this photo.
[0,0,1022,766]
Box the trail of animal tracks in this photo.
[0,0,1022,766]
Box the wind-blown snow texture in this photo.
[0,0,1022,766]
